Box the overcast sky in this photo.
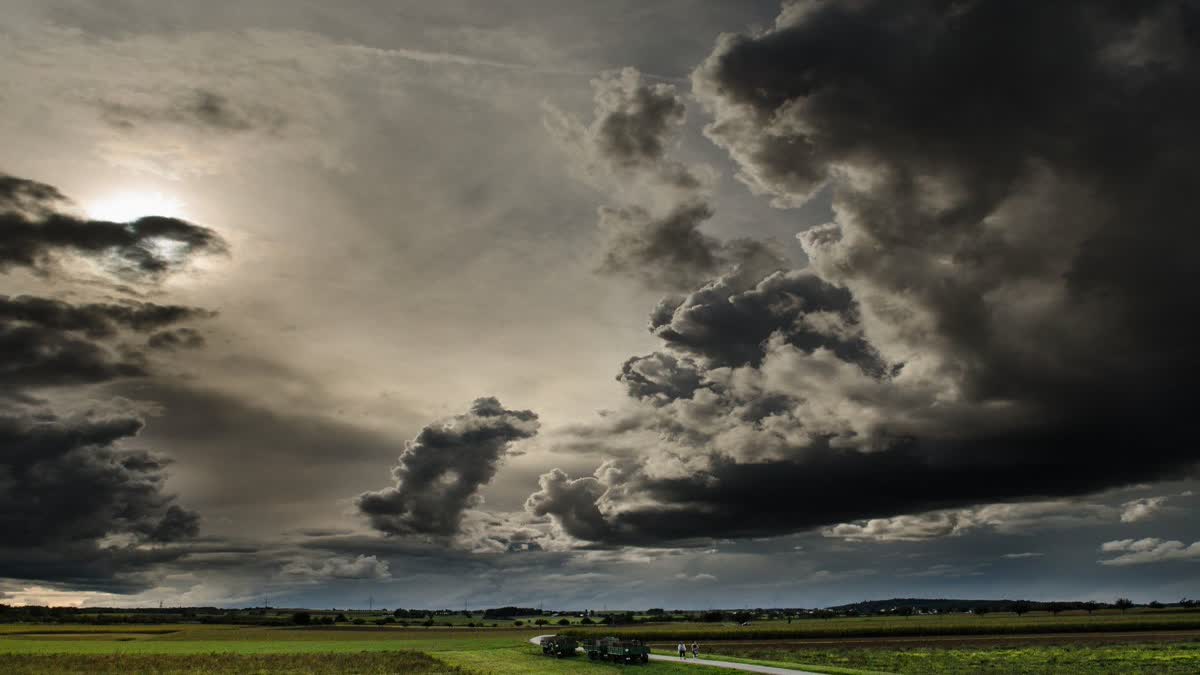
[3,0,1200,610]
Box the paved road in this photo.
[530,636,828,674]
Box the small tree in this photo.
[1115,598,1135,614]
[580,617,594,625]
[534,618,549,626]
[291,612,311,625]
[1083,601,1099,615]
[513,620,523,626]
[1048,602,1067,616]
[335,613,348,623]
[974,605,991,616]
[557,618,570,626]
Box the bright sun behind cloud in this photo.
[86,190,186,223]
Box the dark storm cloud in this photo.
[0,295,212,338]
[597,201,723,290]
[146,327,206,351]
[0,172,227,280]
[100,88,287,133]
[525,468,612,542]
[532,0,1200,545]
[0,408,199,589]
[0,294,213,391]
[0,171,221,589]
[550,69,785,291]
[617,352,704,402]
[357,398,539,537]
[650,267,879,369]
[591,70,688,173]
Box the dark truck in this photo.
[581,636,651,664]
[539,635,579,657]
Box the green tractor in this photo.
[581,636,651,664]
[540,635,579,658]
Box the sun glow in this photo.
[86,190,186,223]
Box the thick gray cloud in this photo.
[525,468,611,542]
[357,398,539,537]
[0,170,221,591]
[531,0,1200,546]
[0,294,213,392]
[650,267,879,369]
[0,408,199,590]
[550,68,785,291]
[0,172,227,280]
[596,201,722,290]
[146,327,206,351]
[617,352,704,403]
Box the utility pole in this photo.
[369,595,374,612]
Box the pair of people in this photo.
[676,642,699,659]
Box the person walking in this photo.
[677,642,686,659]
[692,642,699,659]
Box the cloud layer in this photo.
[1,172,226,280]
[529,0,1200,546]
[357,398,540,537]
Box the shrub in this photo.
[557,618,571,626]
[291,612,311,625]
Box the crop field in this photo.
[699,640,1200,674]
[563,609,1200,642]
[0,624,730,674]
[7,615,1200,673]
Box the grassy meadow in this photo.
[563,609,1200,642]
[5,611,1200,673]
[0,624,730,674]
[700,641,1200,674]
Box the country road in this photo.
[529,635,830,675]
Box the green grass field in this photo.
[7,616,1200,673]
[0,651,462,674]
[702,641,1200,674]
[563,610,1200,642]
[0,624,732,674]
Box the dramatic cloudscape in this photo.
[2,0,1199,610]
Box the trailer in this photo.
[581,636,650,664]
[539,635,579,658]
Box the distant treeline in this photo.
[827,597,1200,615]
[0,605,290,625]
[481,607,544,619]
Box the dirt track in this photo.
[649,628,1200,650]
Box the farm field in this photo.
[0,624,733,674]
[699,640,1200,674]
[563,609,1200,642]
[7,614,1200,673]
